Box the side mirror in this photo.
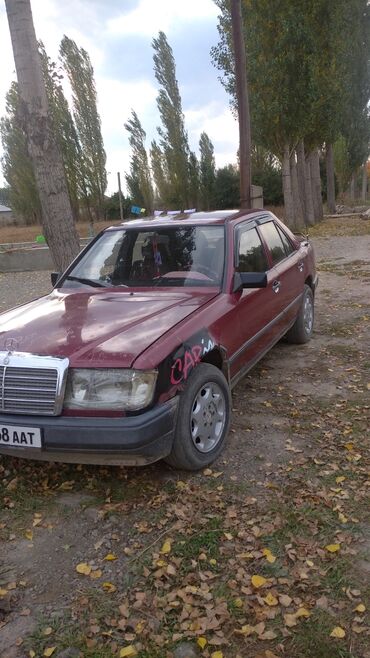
[233,271,267,292]
[51,272,61,287]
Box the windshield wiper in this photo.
[65,275,108,288]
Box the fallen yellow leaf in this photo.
[25,530,33,541]
[234,624,254,636]
[233,597,243,608]
[262,548,276,563]
[344,442,354,451]
[336,476,346,484]
[90,569,102,580]
[203,468,213,476]
[0,588,8,597]
[43,648,56,657]
[330,626,346,638]
[338,513,348,524]
[263,592,278,606]
[197,637,207,649]
[102,581,116,593]
[76,562,92,575]
[296,607,311,618]
[160,539,172,555]
[209,558,217,566]
[325,544,341,553]
[224,532,233,540]
[284,613,298,628]
[119,647,137,657]
[43,627,53,636]
[251,574,267,588]
[355,603,366,613]
[211,652,223,658]
[104,553,118,561]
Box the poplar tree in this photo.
[199,132,216,210]
[0,83,42,225]
[150,140,170,207]
[39,43,82,220]
[60,36,107,219]
[152,31,190,209]
[124,110,154,212]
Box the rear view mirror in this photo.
[51,272,61,287]
[233,271,267,291]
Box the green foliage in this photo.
[199,131,216,210]
[0,186,10,206]
[188,151,200,208]
[152,32,191,208]
[124,110,154,212]
[0,82,42,224]
[39,42,82,220]
[252,146,283,205]
[104,192,131,221]
[214,164,239,209]
[60,36,107,218]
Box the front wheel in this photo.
[285,284,314,344]
[165,363,231,470]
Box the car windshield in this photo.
[62,225,225,289]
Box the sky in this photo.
[0,0,239,195]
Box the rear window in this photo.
[258,221,287,266]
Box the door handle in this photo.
[298,261,304,272]
[272,280,281,293]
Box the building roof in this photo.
[0,204,11,212]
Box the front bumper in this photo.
[0,397,178,465]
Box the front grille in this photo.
[0,353,69,416]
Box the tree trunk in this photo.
[326,143,336,213]
[309,149,324,222]
[361,163,367,201]
[282,143,294,227]
[349,173,355,201]
[290,150,304,229]
[296,140,315,226]
[5,0,80,272]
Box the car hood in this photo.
[0,288,218,368]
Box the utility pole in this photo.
[231,0,252,209]
[117,171,124,221]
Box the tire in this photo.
[165,363,231,471]
[285,284,314,344]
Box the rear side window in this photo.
[258,221,286,265]
[238,228,268,272]
[276,225,295,256]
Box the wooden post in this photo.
[230,0,251,209]
[117,172,124,222]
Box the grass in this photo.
[291,609,356,658]
[173,516,223,561]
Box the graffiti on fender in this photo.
[170,338,215,385]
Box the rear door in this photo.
[257,219,304,336]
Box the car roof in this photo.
[104,209,268,231]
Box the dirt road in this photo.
[0,218,369,658]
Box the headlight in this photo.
[64,369,157,411]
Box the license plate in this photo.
[0,424,42,448]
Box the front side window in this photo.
[238,227,268,272]
[62,225,225,288]
[258,221,287,265]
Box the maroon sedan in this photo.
[0,210,317,470]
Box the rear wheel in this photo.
[165,363,231,470]
[285,284,314,344]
